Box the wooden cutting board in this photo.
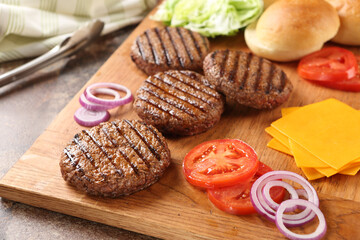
[1,10,360,240]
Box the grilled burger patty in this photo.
[134,70,225,136]
[204,50,293,109]
[59,119,171,197]
[130,27,210,75]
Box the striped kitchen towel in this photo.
[0,0,157,63]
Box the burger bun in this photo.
[245,0,340,62]
[326,0,360,46]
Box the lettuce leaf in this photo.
[151,0,263,37]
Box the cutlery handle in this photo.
[0,20,104,88]
[0,44,63,88]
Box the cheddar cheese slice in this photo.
[339,164,360,175]
[265,127,290,149]
[301,167,325,180]
[281,107,300,116]
[316,158,360,176]
[267,138,293,155]
[288,140,329,168]
[272,98,360,170]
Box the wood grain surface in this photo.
[1,11,360,240]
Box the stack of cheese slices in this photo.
[266,98,360,180]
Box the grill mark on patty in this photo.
[187,29,202,58]
[146,78,207,113]
[211,50,218,61]
[83,130,124,177]
[64,148,92,182]
[101,127,132,176]
[165,27,184,68]
[113,122,151,169]
[73,135,96,166]
[164,74,218,107]
[64,148,78,167]
[107,138,139,175]
[177,71,220,98]
[200,35,209,52]
[145,30,158,65]
[176,27,193,63]
[154,27,171,66]
[279,70,286,92]
[118,146,139,175]
[83,130,112,160]
[72,135,108,180]
[166,71,220,100]
[110,122,141,174]
[137,95,182,120]
[124,120,162,161]
[151,74,212,108]
[102,127,118,146]
[220,49,230,77]
[141,86,197,118]
[253,57,263,91]
[140,122,166,151]
[265,63,275,94]
[229,51,240,83]
[240,52,253,90]
[136,38,146,61]
[78,172,91,183]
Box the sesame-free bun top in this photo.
[326,0,360,45]
[245,0,340,62]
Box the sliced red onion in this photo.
[262,180,299,212]
[80,88,121,111]
[74,107,110,127]
[250,171,319,227]
[276,199,327,240]
[296,189,309,199]
[85,82,133,107]
[295,189,309,210]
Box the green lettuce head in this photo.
[152,0,264,37]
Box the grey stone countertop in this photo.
[0,25,158,240]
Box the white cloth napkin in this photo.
[0,0,157,63]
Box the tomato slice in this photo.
[309,56,360,92]
[183,139,259,189]
[298,47,358,81]
[314,76,360,92]
[207,162,285,215]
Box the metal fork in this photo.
[0,20,104,88]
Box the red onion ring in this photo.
[296,189,308,199]
[85,82,133,107]
[74,107,110,127]
[251,172,317,225]
[296,189,309,210]
[276,199,327,240]
[262,180,299,212]
[80,88,120,111]
[250,171,319,227]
